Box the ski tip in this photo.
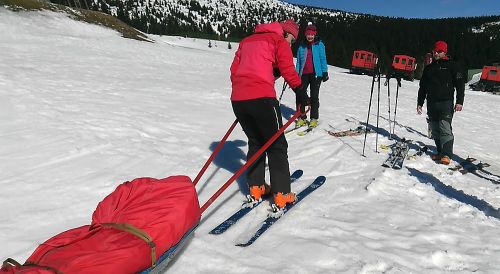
[209,228,223,235]
[317,175,326,181]
[291,169,304,178]
[235,242,251,247]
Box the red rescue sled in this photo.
[1,108,306,274]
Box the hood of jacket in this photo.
[254,22,283,36]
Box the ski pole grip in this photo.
[200,109,305,214]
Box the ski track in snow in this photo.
[1,8,500,273]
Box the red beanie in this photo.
[305,24,317,36]
[434,40,448,53]
[280,19,299,38]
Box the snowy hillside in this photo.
[89,0,352,36]
[1,8,500,273]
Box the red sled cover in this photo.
[1,176,200,274]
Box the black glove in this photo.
[293,87,310,107]
[273,68,281,78]
[322,72,329,82]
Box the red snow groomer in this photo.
[350,50,378,75]
[469,65,500,93]
[391,55,417,81]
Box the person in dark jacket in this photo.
[230,19,308,210]
[294,23,329,128]
[417,40,465,165]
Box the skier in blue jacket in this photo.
[295,23,329,128]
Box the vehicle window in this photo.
[394,57,399,63]
[402,59,406,65]
[361,54,365,59]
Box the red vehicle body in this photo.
[470,65,500,93]
[350,50,378,75]
[391,55,417,81]
[480,66,500,82]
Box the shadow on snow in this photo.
[407,167,500,219]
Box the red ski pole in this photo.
[193,119,238,186]
[200,107,308,214]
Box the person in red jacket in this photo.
[230,19,307,210]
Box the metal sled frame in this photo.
[139,223,199,274]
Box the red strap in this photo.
[200,107,308,214]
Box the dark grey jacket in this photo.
[418,58,465,106]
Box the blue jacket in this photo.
[295,40,328,77]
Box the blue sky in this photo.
[284,0,500,19]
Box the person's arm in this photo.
[295,46,302,74]
[417,67,428,114]
[452,62,465,107]
[230,45,242,81]
[319,41,328,73]
[276,39,301,89]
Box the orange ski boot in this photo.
[440,156,451,165]
[249,184,270,201]
[273,192,297,209]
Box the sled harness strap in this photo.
[102,223,157,269]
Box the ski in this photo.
[447,158,499,184]
[235,175,326,247]
[392,144,410,169]
[448,157,476,171]
[327,125,372,137]
[407,145,429,160]
[209,170,303,235]
[459,162,490,174]
[382,138,411,169]
[297,126,315,136]
[285,125,305,135]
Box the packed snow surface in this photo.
[1,8,499,273]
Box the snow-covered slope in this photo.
[90,0,354,37]
[1,9,500,273]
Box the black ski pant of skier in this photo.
[296,73,322,120]
[231,98,292,194]
[427,100,454,158]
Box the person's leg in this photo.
[427,101,442,155]
[232,101,266,187]
[296,74,312,120]
[252,98,291,194]
[309,76,322,120]
[438,100,455,158]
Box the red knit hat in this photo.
[280,19,299,38]
[305,24,317,36]
[434,40,448,53]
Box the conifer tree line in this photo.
[50,0,500,77]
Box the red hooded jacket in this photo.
[230,22,302,101]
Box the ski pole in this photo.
[193,119,238,186]
[362,73,377,157]
[278,80,288,102]
[375,69,381,153]
[385,76,392,139]
[200,107,309,214]
[392,78,401,136]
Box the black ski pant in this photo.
[296,73,322,120]
[427,100,454,158]
[232,98,291,194]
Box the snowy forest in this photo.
[47,0,500,76]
